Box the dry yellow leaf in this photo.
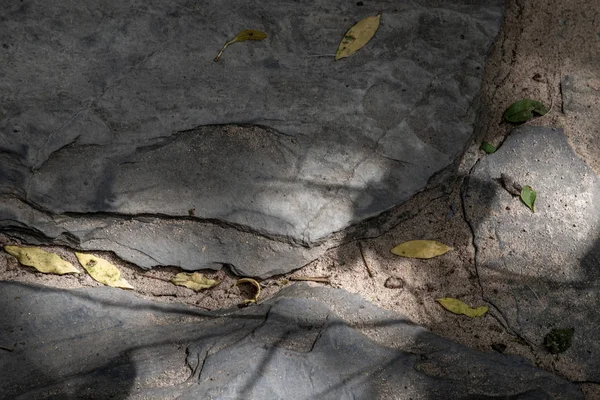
[437,298,488,318]
[214,29,267,62]
[171,272,220,291]
[390,240,453,259]
[335,13,381,60]
[233,278,261,304]
[4,245,80,275]
[75,253,133,289]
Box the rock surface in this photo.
[464,126,600,381]
[0,0,503,276]
[0,281,583,399]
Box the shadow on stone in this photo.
[0,281,582,399]
[1,0,504,278]
[461,126,600,382]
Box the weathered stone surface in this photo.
[0,0,502,276]
[0,194,328,278]
[0,282,582,399]
[464,126,600,381]
[559,72,600,173]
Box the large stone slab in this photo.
[0,0,503,276]
[0,282,582,399]
[464,126,600,381]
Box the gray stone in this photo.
[464,126,600,381]
[0,193,327,277]
[0,0,503,276]
[0,282,582,399]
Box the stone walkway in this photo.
[1,0,503,277]
[0,281,583,399]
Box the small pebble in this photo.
[491,343,507,353]
[532,73,545,82]
[384,276,405,289]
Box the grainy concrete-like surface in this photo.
[465,126,600,382]
[0,0,503,276]
[0,282,583,399]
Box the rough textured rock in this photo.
[0,281,582,399]
[464,126,600,381]
[560,72,600,173]
[0,0,502,276]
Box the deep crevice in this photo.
[459,157,542,366]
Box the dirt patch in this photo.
[477,0,600,175]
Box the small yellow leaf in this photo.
[335,13,381,60]
[75,253,133,289]
[390,240,453,259]
[233,278,261,304]
[437,298,488,318]
[214,29,267,62]
[171,272,220,291]
[4,245,80,275]
[233,29,267,42]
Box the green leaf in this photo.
[390,240,453,259]
[520,185,536,212]
[503,99,549,123]
[437,297,488,317]
[171,272,220,291]
[4,245,80,275]
[214,29,267,62]
[335,13,381,60]
[543,328,574,354]
[76,253,134,289]
[480,141,497,154]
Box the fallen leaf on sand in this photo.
[480,142,497,154]
[75,253,133,289]
[171,272,220,291]
[437,297,488,317]
[335,13,381,60]
[233,278,261,304]
[4,245,80,275]
[503,99,548,123]
[391,240,453,259]
[214,29,267,62]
